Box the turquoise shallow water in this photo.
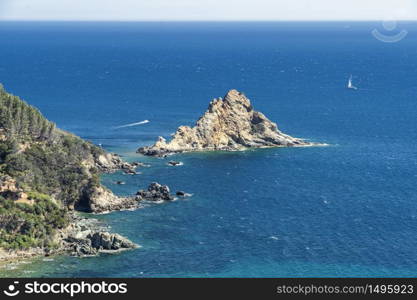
[1,22,417,277]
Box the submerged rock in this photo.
[132,162,151,168]
[138,89,315,156]
[124,169,137,175]
[136,182,174,201]
[176,191,192,197]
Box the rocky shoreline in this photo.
[0,179,187,263]
[60,213,139,257]
[80,156,150,214]
[63,181,185,256]
[0,87,319,268]
[94,152,142,175]
[0,213,138,262]
[0,84,191,266]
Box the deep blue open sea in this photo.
[1,21,417,277]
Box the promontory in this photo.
[138,89,315,156]
[0,84,141,259]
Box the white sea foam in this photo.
[42,258,55,262]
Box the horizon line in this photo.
[0,19,416,22]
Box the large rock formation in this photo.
[138,89,313,156]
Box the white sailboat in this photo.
[347,75,358,90]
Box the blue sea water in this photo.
[1,21,417,277]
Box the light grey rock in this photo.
[63,215,138,256]
[84,185,138,214]
[138,89,315,156]
[89,232,137,251]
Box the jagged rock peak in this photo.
[224,89,252,106]
[138,89,317,156]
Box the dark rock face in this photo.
[136,182,174,201]
[65,236,98,256]
[176,191,186,196]
[124,169,137,175]
[176,191,192,197]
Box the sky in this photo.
[0,0,416,21]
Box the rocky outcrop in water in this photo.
[93,153,139,175]
[176,191,192,197]
[91,232,137,252]
[135,182,174,202]
[83,185,139,214]
[66,232,138,256]
[85,181,186,213]
[62,214,138,256]
[138,89,314,156]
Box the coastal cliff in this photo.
[138,89,313,156]
[0,84,137,257]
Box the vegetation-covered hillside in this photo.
[0,84,109,250]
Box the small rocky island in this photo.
[138,89,315,156]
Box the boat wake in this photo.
[113,120,150,129]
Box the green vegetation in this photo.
[0,195,68,250]
[0,84,105,250]
[5,134,102,207]
[0,84,55,142]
